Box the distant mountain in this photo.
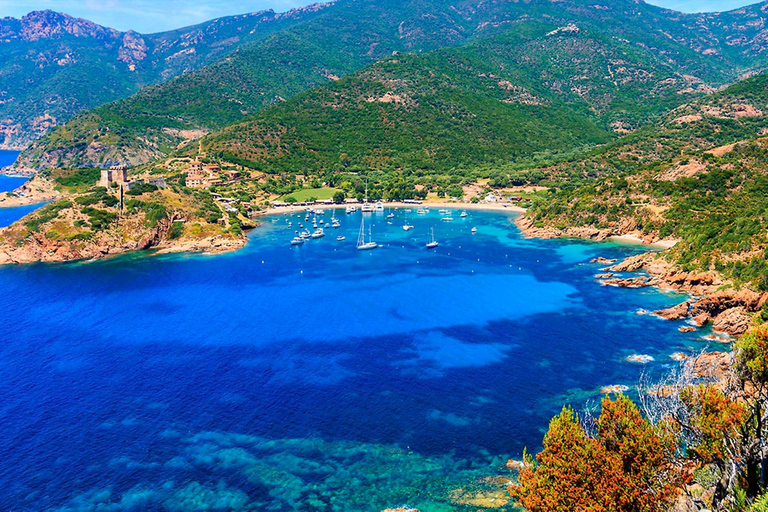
[0,5,329,148]
[15,0,768,170]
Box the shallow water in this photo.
[1,209,716,511]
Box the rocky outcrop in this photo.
[515,215,613,240]
[654,301,691,320]
[597,252,764,335]
[712,307,751,335]
[590,256,617,264]
[0,210,245,265]
[601,276,651,288]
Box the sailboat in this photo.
[357,217,378,250]
[426,227,438,249]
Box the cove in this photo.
[0,209,716,511]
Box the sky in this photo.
[0,0,761,34]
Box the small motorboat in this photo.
[471,227,477,234]
[290,237,305,245]
[337,236,345,241]
[311,228,325,239]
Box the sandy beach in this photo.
[254,200,526,218]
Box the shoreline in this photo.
[514,213,679,249]
[254,200,526,218]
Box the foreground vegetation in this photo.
[513,326,768,510]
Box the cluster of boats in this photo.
[289,206,475,250]
[290,209,342,245]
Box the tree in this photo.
[511,395,686,511]
[333,191,346,204]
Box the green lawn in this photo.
[279,187,342,202]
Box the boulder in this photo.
[600,276,651,288]
[712,307,750,335]
[653,301,691,320]
[607,252,656,272]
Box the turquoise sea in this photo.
[1,208,716,510]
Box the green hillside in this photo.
[194,21,723,176]
[523,72,768,288]
[18,0,768,170]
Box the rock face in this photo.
[515,215,612,240]
[0,10,121,42]
[690,351,734,384]
[712,307,751,335]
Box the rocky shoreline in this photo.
[0,213,246,265]
[516,214,764,338]
[514,214,678,247]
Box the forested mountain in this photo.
[16,0,768,170]
[194,21,716,175]
[0,6,329,148]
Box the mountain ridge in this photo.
[18,0,768,171]
[0,4,331,149]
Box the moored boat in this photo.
[357,217,378,250]
[426,227,438,249]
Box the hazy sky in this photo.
[0,0,761,33]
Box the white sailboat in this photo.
[357,217,378,250]
[361,181,375,212]
[426,228,438,249]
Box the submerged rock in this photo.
[601,384,630,394]
[625,354,654,363]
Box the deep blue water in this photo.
[0,209,715,511]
